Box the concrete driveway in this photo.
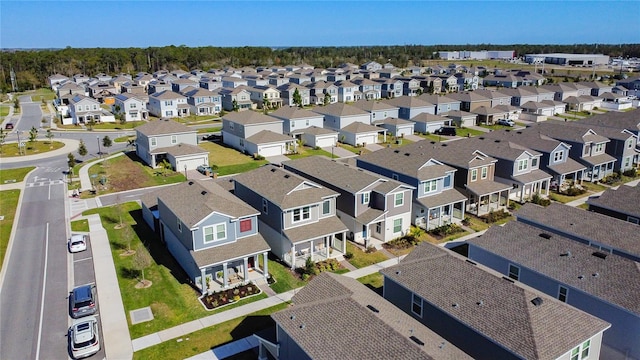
[266,155,290,165]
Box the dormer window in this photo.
[517,159,528,171]
[362,192,370,204]
[553,151,563,162]
[150,137,157,147]
[481,166,488,179]
[423,180,437,193]
[292,206,310,222]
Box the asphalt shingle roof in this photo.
[136,119,195,136]
[587,184,640,219]
[312,102,370,117]
[222,111,282,125]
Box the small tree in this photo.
[28,126,38,142]
[323,92,331,105]
[78,140,88,157]
[13,97,19,110]
[120,223,135,254]
[86,118,96,131]
[45,129,54,146]
[132,246,152,285]
[67,153,76,181]
[160,159,172,176]
[232,99,239,112]
[293,88,302,107]
[102,135,113,153]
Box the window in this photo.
[470,169,478,182]
[571,340,590,360]
[624,157,631,168]
[393,218,402,233]
[531,158,538,167]
[423,180,437,193]
[518,159,529,171]
[595,143,604,152]
[443,174,451,188]
[166,110,173,116]
[508,264,520,281]
[292,206,310,222]
[240,219,252,232]
[177,219,182,232]
[362,192,370,204]
[558,286,568,303]
[204,223,227,243]
[150,138,157,147]
[262,198,268,214]
[394,192,404,207]
[627,139,634,149]
[322,200,330,215]
[583,144,590,156]
[554,151,563,162]
[392,173,399,180]
[171,135,177,144]
[165,100,173,106]
[375,222,381,233]
[481,166,488,179]
[306,119,309,126]
[411,293,423,317]
[215,223,227,241]
[291,121,295,128]
[229,122,234,130]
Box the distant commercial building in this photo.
[438,50,514,60]
[524,53,610,66]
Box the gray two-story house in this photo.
[283,156,414,246]
[222,111,295,157]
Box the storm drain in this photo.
[130,307,154,325]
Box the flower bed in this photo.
[199,282,261,310]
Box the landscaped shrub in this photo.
[531,193,551,207]
[623,169,638,177]
[365,245,377,253]
[344,251,354,259]
[428,223,464,237]
[480,210,511,224]
[601,172,620,185]
[563,186,587,196]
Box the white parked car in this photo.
[68,316,100,358]
[68,234,88,253]
[497,119,515,127]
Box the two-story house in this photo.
[113,93,148,122]
[148,90,189,118]
[57,82,86,105]
[232,165,348,269]
[283,156,414,246]
[534,122,616,181]
[219,86,253,111]
[269,106,324,136]
[350,99,400,124]
[68,94,114,125]
[351,78,382,100]
[306,80,338,105]
[334,80,361,103]
[448,91,492,112]
[277,83,310,107]
[417,94,461,115]
[357,146,467,230]
[589,184,640,225]
[247,85,283,110]
[222,111,295,157]
[183,87,221,115]
[468,220,636,360]
[374,78,404,98]
[382,242,610,360]
[383,96,435,120]
[141,180,270,295]
[135,118,208,170]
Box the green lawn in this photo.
[549,182,607,204]
[132,303,288,360]
[0,105,9,117]
[0,166,35,183]
[26,88,56,102]
[464,215,491,232]
[377,135,414,148]
[198,141,268,175]
[415,133,444,142]
[336,143,369,155]
[345,242,389,269]
[83,202,271,338]
[263,257,306,294]
[114,135,136,143]
[286,146,336,160]
[357,273,384,295]
[455,127,485,137]
[70,219,89,232]
[478,124,517,131]
[0,190,20,270]
[91,121,146,130]
[0,141,65,158]
[196,127,221,133]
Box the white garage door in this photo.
[259,144,284,157]
[176,157,207,171]
[356,134,377,145]
[315,136,336,148]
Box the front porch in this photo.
[284,233,346,269]
[197,252,269,294]
[414,200,466,230]
[467,191,510,216]
[584,161,615,182]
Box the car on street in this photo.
[70,285,96,318]
[434,126,457,136]
[497,119,515,127]
[197,164,213,175]
[68,234,88,253]
[68,316,100,359]
[5,123,14,130]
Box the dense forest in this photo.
[1,43,639,92]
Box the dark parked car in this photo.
[5,123,14,130]
[434,126,457,136]
[70,285,96,318]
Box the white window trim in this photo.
[508,264,520,281]
[292,206,310,223]
[171,135,177,144]
[558,285,569,303]
[470,168,478,182]
[411,293,423,317]
[423,179,437,193]
[481,166,488,179]
[393,218,402,233]
[150,137,157,147]
[554,151,563,162]
[362,192,370,205]
[322,200,331,215]
[394,192,404,207]
[203,223,227,244]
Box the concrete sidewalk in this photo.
[78,152,125,191]
[322,145,355,158]
[565,178,640,207]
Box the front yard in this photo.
[345,242,389,268]
[197,141,268,175]
[286,146,335,160]
[549,181,607,203]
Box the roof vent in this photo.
[452,303,459,308]
[516,131,522,134]
[270,168,277,172]
[409,336,425,346]
[394,150,400,153]
[366,304,380,313]
[404,153,411,156]
[539,233,552,239]
[290,315,295,320]
[479,137,485,140]
[284,174,290,178]
[430,141,436,144]
[592,251,608,260]
[465,259,477,266]
[578,275,585,280]
[395,270,401,275]
[494,139,501,143]
[188,181,194,185]
[201,191,207,196]
[502,276,514,283]
[592,273,599,278]
[439,342,446,349]
[476,300,484,306]
[531,297,544,307]
[299,324,305,329]
[560,251,572,257]
[441,143,448,147]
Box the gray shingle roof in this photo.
[273,272,471,360]
[245,130,292,145]
[157,180,260,228]
[414,188,468,209]
[301,126,337,136]
[587,184,640,219]
[469,220,640,317]
[311,102,369,117]
[136,119,195,136]
[382,243,610,360]
[222,111,282,125]
[233,165,338,210]
[150,90,186,100]
[383,96,434,109]
[283,216,348,244]
[532,122,610,144]
[150,143,208,156]
[410,113,450,124]
[358,143,457,180]
[269,106,321,120]
[341,121,381,134]
[350,99,399,112]
[516,202,640,259]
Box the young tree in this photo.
[78,140,88,157]
[132,246,152,285]
[28,126,38,142]
[0,129,6,153]
[102,135,113,152]
[13,97,19,110]
[67,153,76,181]
[232,99,239,112]
[45,129,54,147]
[323,92,331,105]
[86,118,96,131]
[293,88,302,107]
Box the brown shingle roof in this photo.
[190,233,270,268]
[587,184,640,219]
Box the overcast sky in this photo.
[1,1,638,48]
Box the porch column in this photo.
[290,245,296,269]
[310,241,314,261]
[200,268,207,295]
[545,179,550,196]
[438,206,443,227]
[504,190,510,209]
[520,186,525,203]
[243,257,249,283]
[325,236,329,258]
[262,252,269,279]
[222,262,228,289]
[340,233,345,254]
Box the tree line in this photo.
[1,43,639,92]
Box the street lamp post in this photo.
[97,136,101,157]
[184,165,187,180]
[16,130,22,155]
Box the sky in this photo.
[1,1,639,49]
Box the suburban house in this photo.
[277,83,311,107]
[68,94,115,125]
[467,137,552,202]
[350,99,400,123]
[135,118,208,170]
[473,89,512,107]
[563,95,603,112]
[269,106,324,136]
[283,156,414,246]
[171,78,199,93]
[541,82,591,101]
[221,76,248,88]
[351,78,382,100]
[357,145,467,230]
[533,122,616,181]
[454,72,479,91]
[471,106,510,125]
[183,87,222,115]
[57,82,86,105]
[141,180,271,295]
[516,202,640,262]
[222,111,295,157]
[339,122,386,147]
[410,113,453,134]
[449,91,492,112]
[482,73,520,88]
[395,77,422,96]
[219,86,253,111]
[468,220,636,359]
[498,87,539,106]
[247,85,283,110]
[382,242,610,360]
[599,92,634,111]
[374,78,404,98]
[484,129,587,191]
[587,185,640,225]
[312,102,371,131]
[232,165,349,268]
[383,96,435,120]
[256,272,471,360]
[306,81,338,105]
[417,94,461,115]
[48,73,69,91]
[147,80,172,95]
[440,110,477,128]
[335,80,362,103]
[113,93,148,122]
[374,117,415,138]
[148,90,189,118]
[579,81,614,96]
[87,82,117,104]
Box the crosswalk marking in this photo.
[26,180,64,187]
